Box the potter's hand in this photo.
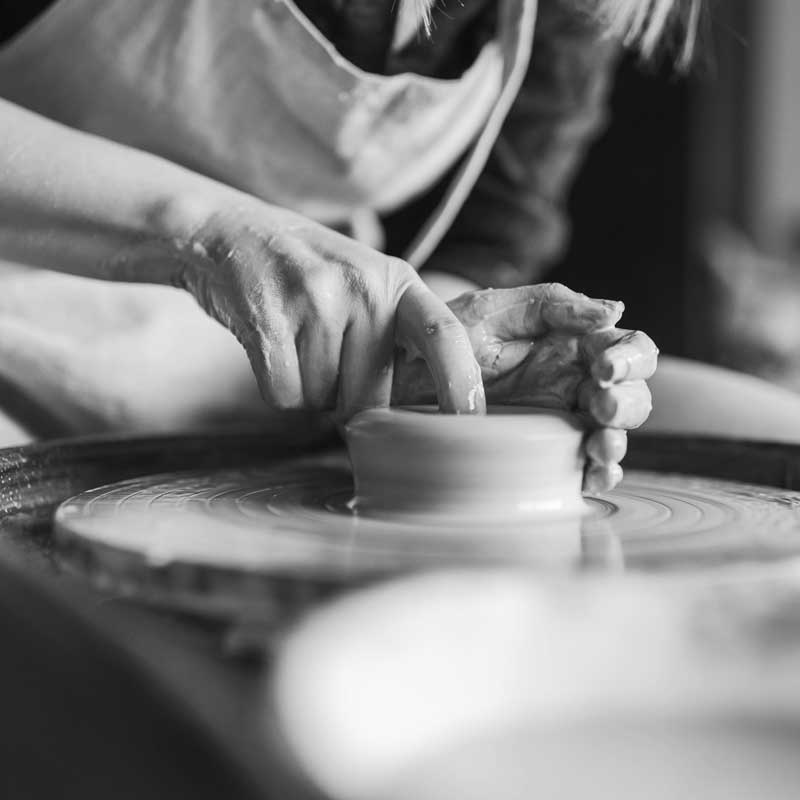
[393,283,658,491]
[177,204,484,420]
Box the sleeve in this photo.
[425,0,621,288]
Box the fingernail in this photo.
[605,356,631,384]
[591,359,615,385]
[590,391,618,424]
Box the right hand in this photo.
[174,201,485,420]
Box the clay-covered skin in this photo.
[0,97,483,422]
[0,93,653,490]
[179,204,485,420]
[392,284,658,491]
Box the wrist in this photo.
[132,185,251,286]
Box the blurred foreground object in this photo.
[273,568,800,800]
[643,354,800,443]
[702,224,800,393]
[0,556,266,800]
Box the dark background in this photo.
[553,52,692,356]
[553,0,753,360]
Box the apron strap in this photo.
[403,0,538,269]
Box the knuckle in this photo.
[339,261,373,306]
[304,277,334,317]
[386,255,415,278]
[274,261,311,305]
[384,257,417,290]
[541,282,567,299]
[301,256,328,285]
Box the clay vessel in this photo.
[344,407,586,519]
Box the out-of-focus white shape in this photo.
[0,267,267,437]
[749,1,800,247]
[271,568,800,800]
[643,355,800,442]
[0,413,32,447]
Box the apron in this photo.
[0,0,537,440]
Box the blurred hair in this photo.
[404,0,435,38]
[409,0,701,68]
[595,0,702,68]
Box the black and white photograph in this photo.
[2,1,800,798]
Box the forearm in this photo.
[0,98,237,283]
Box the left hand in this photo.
[392,283,658,492]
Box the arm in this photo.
[0,97,484,418]
[0,96,228,282]
[425,0,620,288]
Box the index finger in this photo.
[396,281,486,414]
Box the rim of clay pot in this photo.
[346,405,587,438]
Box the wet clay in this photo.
[344,407,587,519]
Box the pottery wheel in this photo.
[53,451,800,617]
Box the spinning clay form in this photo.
[344,407,587,519]
[52,411,800,619]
